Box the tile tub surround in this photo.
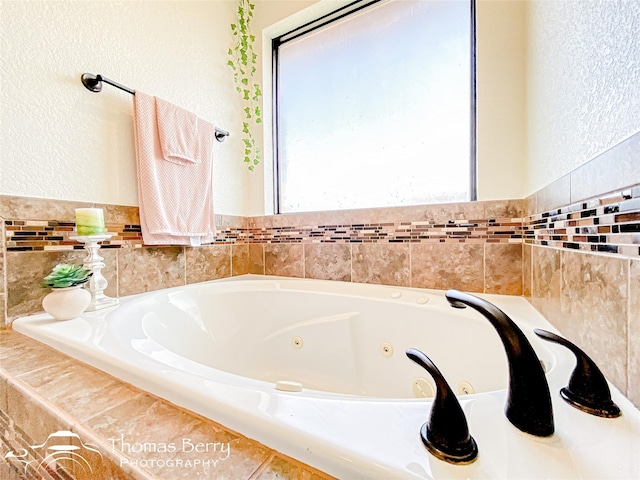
[0,194,246,325]
[4,184,640,327]
[1,195,530,326]
[521,131,640,406]
[524,184,640,407]
[0,330,334,480]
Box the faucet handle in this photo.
[406,348,478,465]
[534,329,621,418]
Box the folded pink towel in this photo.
[156,97,199,165]
[133,91,216,245]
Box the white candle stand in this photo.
[69,234,119,311]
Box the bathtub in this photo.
[13,275,640,479]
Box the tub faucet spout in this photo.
[446,289,554,437]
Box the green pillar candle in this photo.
[75,208,106,235]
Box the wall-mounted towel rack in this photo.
[81,73,230,142]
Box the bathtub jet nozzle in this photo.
[406,348,478,465]
[445,289,554,437]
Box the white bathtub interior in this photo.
[132,284,527,398]
[12,275,640,480]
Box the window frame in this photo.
[272,0,477,214]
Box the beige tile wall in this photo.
[527,244,638,407]
[629,259,640,404]
[1,195,526,326]
[0,218,5,328]
[529,246,632,388]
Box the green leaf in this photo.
[42,263,92,288]
[230,0,261,173]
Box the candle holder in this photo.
[69,234,119,311]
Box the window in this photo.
[273,0,475,213]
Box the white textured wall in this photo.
[9,1,632,214]
[527,0,640,194]
[1,0,248,214]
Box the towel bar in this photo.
[81,73,230,142]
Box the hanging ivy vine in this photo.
[228,0,262,171]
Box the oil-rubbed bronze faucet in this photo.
[534,329,621,418]
[446,290,554,437]
[406,348,478,465]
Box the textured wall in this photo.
[0,0,247,214]
[5,0,637,214]
[527,0,640,195]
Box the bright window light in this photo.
[274,0,475,213]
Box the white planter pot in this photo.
[42,286,91,321]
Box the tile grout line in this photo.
[627,258,631,397]
[247,452,276,480]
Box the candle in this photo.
[75,208,106,236]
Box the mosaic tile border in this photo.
[525,185,640,256]
[4,221,143,251]
[240,217,525,244]
[4,183,639,257]
[4,218,525,252]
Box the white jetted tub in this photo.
[13,275,640,479]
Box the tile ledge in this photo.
[0,329,334,480]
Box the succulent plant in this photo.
[42,263,92,289]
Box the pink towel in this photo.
[156,97,199,165]
[133,91,216,246]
